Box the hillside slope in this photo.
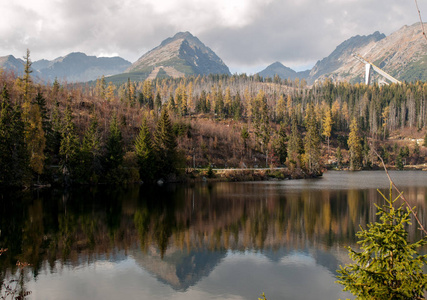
[124,32,230,80]
[309,23,427,84]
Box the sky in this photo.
[1,0,426,74]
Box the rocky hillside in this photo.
[257,61,310,81]
[0,52,131,83]
[125,31,231,79]
[308,23,427,84]
[0,55,25,76]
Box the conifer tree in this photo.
[231,91,242,120]
[251,90,270,153]
[287,115,302,167]
[272,122,287,165]
[143,80,154,110]
[240,126,250,154]
[303,104,321,175]
[59,105,80,181]
[21,57,45,178]
[0,85,30,185]
[23,49,33,103]
[79,114,102,182]
[105,113,124,171]
[322,107,333,157]
[153,108,178,177]
[348,117,362,170]
[155,92,162,113]
[337,185,427,299]
[336,146,343,169]
[135,118,155,181]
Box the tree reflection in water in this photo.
[0,172,426,295]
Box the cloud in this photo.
[0,0,426,73]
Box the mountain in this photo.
[307,23,427,84]
[0,55,25,75]
[0,52,131,83]
[257,61,310,81]
[35,52,131,82]
[123,31,231,80]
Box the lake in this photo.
[1,170,427,300]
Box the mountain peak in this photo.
[173,31,194,39]
[126,32,230,78]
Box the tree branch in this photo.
[415,0,427,43]
[373,148,427,235]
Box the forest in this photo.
[1,51,427,187]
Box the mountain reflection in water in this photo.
[1,171,426,299]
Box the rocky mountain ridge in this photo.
[257,61,310,81]
[0,52,131,83]
[1,23,427,84]
[258,22,427,84]
[126,31,231,78]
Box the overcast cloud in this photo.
[1,0,426,74]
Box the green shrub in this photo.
[337,184,427,299]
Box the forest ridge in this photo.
[0,48,427,187]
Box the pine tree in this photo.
[337,185,427,299]
[105,113,124,171]
[155,92,162,113]
[251,90,270,153]
[24,100,46,176]
[79,114,102,183]
[322,107,333,157]
[23,49,33,104]
[153,108,178,177]
[135,118,155,181]
[232,92,242,120]
[303,104,321,175]
[59,105,80,182]
[240,126,250,154]
[287,115,302,167]
[0,85,30,185]
[336,146,343,169]
[19,50,46,178]
[348,117,362,170]
[143,80,154,110]
[273,122,287,165]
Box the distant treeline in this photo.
[0,52,426,187]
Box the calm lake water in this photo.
[1,171,427,300]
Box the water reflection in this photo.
[0,171,427,299]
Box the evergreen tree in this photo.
[287,115,302,167]
[155,92,162,113]
[143,80,154,110]
[105,113,124,171]
[231,92,242,120]
[251,90,270,153]
[395,154,404,170]
[153,108,178,178]
[240,126,250,154]
[59,105,80,182]
[23,49,33,103]
[79,114,102,183]
[135,118,155,181]
[336,146,343,169]
[348,117,362,170]
[0,85,30,185]
[303,104,321,175]
[272,122,287,165]
[167,94,176,114]
[322,107,333,157]
[337,185,427,299]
